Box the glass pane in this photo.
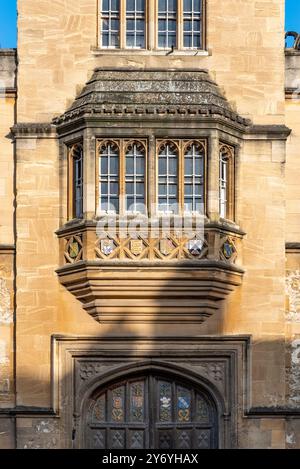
[196,394,209,423]
[177,387,191,422]
[126,182,134,195]
[184,0,192,11]
[194,0,201,12]
[136,0,145,11]
[136,34,145,48]
[136,156,144,174]
[136,183,145,196]
[184,35,192,48]
[158,34,167,48]
[93,394,106,422]
[111,0,120,11]
[110,182,119,196]
[126,157,134,175]
[110,156,119,175]
[159,381,172,422]
[168,0,177,12]
[102,0,109,11]
[159,0,167,11]
[130,381,145,423]
[185,158,193,175]
[185,185,193,196]
[127,0,135,11]
[110,197,119,213]
[184,20,192,32]
[111,386,125,422]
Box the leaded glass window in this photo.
[157,139,206,214]
[99,141,120,213]
[158,0,177,49]
[126,0,146,48]
[183,0,202,48]
[184,141,205,213]
[97,139,147,215]
[101,0,120,48]
[87,374,218,449]
[99,0,205,51]
[125,141,146,213]
[158,141,179,213]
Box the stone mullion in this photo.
[119,139,126,216]
[207,131,220,222]
[148,135,156,219]
[120,0,126,49]
[84,129,96,219]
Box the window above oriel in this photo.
[98,0,206,51]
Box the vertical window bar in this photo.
[99,142,119,213]
[158,0,177,49]
[183,0,202,49]
[184,142,204,213]
[158,142,178,213]
[125,141,145,213]
[126,0,146,48]
[101,0,120,48]
[72,144,84,219]
[219,144,234,220]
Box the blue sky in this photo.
[0,0,300,48]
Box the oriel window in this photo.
[99,0,205,50]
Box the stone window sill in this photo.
[91,47,210,57]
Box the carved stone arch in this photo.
[157,139,180,154]
[183,139,206,155]
[124,139,146,154]
[77,361,225,449]
[97,139,120,154]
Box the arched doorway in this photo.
[84,373,219,449]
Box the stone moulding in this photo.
[56,220,244,324]
[11,123,57,138]
[52,68,252,130]
[52,335,250,449]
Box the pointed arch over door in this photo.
[84,373,219,449]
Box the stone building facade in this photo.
[1,0,300,449]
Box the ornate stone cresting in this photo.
[53,69,251,129]
[56,220,244,324]
[285,31,300,50]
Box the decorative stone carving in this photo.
[0,278,12,324]
[286,270,300,322]
[64,235,83,264]
[285,31,300,50]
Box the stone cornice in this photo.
[11,123,57,138]
[286,242,300,252]
[0,244,15,254]
[0,87,17,98]
[245,124,291,139]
